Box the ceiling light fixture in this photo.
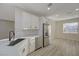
[75,8,79,11]
[48,3,52,10]
[48,7,50,10]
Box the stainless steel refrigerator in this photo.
[43,23,49,47]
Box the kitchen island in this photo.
[0,36,42,56]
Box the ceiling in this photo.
[0,3,79,21]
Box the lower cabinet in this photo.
[18,38,36,55]
[35,37,42,49]
[28,36,42,54]
[28,38,35,53]
[17,37,42,56]
[18,39,29,56]
[28,37,42,54]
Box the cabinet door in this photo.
[37,37,43,48]
[30,15,39,29]
[19,45,27,56]
[22,11,39,29]
[29,38,35,53]
[22,12,31,28]
[18,39,29,56]
[35,37,43,50]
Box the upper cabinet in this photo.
[15,7,40,31]
[22,11,39,30]
[30,14,39,29]
[22,12,31,29]
[15,8,40,38]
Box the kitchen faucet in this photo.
[9,31,15,41]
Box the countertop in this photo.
[0,36,40,56]
[0,39,19,56]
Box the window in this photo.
[63,22,78,33]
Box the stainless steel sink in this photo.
[8,38,25,46]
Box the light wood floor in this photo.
[28,38,79,56]
[28,45,63,56]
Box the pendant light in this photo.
[48,3,52,10]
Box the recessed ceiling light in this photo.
[56,14,59,17]
[75,8,79,11]
[48,7,50,10]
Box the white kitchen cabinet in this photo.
[17,38,29,56]
[17,37,36,55]
[11,37,36,56]
[30,14,39,29]
[35,37,42,49]
[17,37,40,55]
[28,38,35,53]
[22,11,39,30]
[28,36,42,54]
[15,8,40,38]
[22,12,31,29]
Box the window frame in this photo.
[63,22,78,34]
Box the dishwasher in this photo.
[35,37,42,50]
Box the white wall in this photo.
[0,20,14,39]
[0,6,15,21]
[48,20,56,45]
[50,18,79,55]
